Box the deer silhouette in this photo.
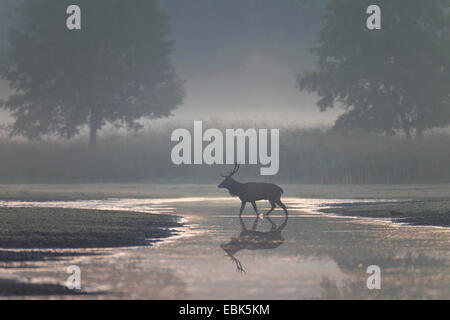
[218,164,288,216]
[221,215,288,273]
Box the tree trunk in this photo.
[403,127,412,140]
[399,114,412,140]
[89,108,99,147]
[89,124,98,147]
[415,127,424,141]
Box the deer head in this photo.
[218,163,240,189]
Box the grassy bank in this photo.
[0,278,93,297]
[0,207,181,249]
[0,124,449,184]
[320,199,450,228]
[0,207,181,297]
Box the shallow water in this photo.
[0,194,449,299]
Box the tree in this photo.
[298,0,450,139]
[0,0,184,145]
[0,0,17,64]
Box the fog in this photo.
[0,0,449,183]
[161,0,340,126]
[0,0,340,128]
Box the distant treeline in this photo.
[0,124,449,184]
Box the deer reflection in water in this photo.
[221,214,288,273]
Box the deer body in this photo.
[218,165,288,216]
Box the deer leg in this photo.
[266,200,276,216]
[266,216,277,231]
[251,217,259,231]
[239,216,247,231]
[251,201,258,215]
[239,201,246,216]
[276,199,288,215]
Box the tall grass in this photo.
[0,123,449,184]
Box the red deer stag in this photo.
[218,164,288,216]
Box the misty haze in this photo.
[0,0,449,301]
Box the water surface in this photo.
[1,193,449,299]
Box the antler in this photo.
[221,163,240,178]
[229,255,245,273]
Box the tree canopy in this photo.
[298,0,450,139]
[1,0,184,145]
